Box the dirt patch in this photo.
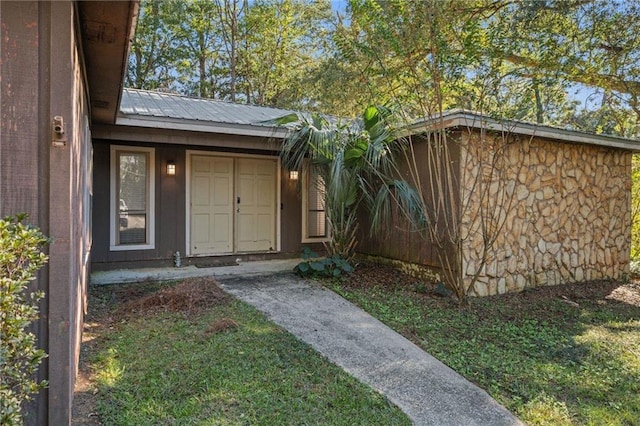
[203,317,240,337]
[606,281,640,306]
[118,276,230,316]
[72,318,109,425]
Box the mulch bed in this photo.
[117,276,230,316]
[341,261,436,291]
[340,261,640,314]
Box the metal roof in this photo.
[117,89,640,151]
[118,88,294,138]
[406,109,640,152]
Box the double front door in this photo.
[190,155,277,255]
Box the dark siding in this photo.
[48,3,93,425]
[281,166,303,253]
[0,2,50,424]
[92,142,111,263]
[358,133,461,270]
[1,2,92,424]
[0,1,43,219]
[92,140,303,268]
[157,146,187,260]
[92,141,187,265]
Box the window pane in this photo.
[307,211,326,238]
[119,213,147,244]
[307,170,327,238]
[118,152,148,245]
[308,175,325,210]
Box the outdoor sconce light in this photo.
[289,170,299,180]
[167,161,176,176]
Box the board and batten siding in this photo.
[357,132,462,278]
[91,140,304,269]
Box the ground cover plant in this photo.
[331,262,640,425]
[73,277,409,425]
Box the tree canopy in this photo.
[127,0,640,135]
[127,0,333,108]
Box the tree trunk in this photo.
[533,77,544,124]
[199,32,207,97]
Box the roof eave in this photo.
[405,111,640,152]
[116,115,290,139]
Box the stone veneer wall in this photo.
[460,133,631,297]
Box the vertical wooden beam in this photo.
[47,2,74,424]
[0,2,51,424]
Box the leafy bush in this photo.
[0,214,49,425]
[294,247,354,278]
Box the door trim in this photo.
[185,150,281,257]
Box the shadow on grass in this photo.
[332,278,640,425]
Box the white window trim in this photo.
[301,164,331,243]
[110,145,156,251]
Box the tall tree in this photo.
[167,0,222,98]
[126,0,176,90]
[126,0,335,109]
[241,0,333,108]
[213,0,248,102]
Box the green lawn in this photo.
[331,271,640,425]
[86,280,410,426]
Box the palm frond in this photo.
[278,106,427,259]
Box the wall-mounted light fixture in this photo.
[289,170,299,180]
[167,161,176,176]
[51,115,67,147]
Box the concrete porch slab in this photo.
[90,258,300,286]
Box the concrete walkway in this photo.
[218,273,524,426]
[91,262,523,425]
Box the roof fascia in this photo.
[405,111,640,152]
[116,115,289,139]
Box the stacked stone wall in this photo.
[460,133,631,296]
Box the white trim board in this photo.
[109,145,156,251]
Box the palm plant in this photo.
[277,106,425,261]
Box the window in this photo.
[110,146,155,250]
[302,166,329,242]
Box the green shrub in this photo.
[0,214,49,425]
[294,247,354,278]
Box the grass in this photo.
[330,274,640,425]
[86,281,410,425]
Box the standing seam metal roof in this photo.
[120,88,295,127]
[118,88,640,151]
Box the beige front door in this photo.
[190,155,276,255]
[236,158,277,252]
[190,156,234,255]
